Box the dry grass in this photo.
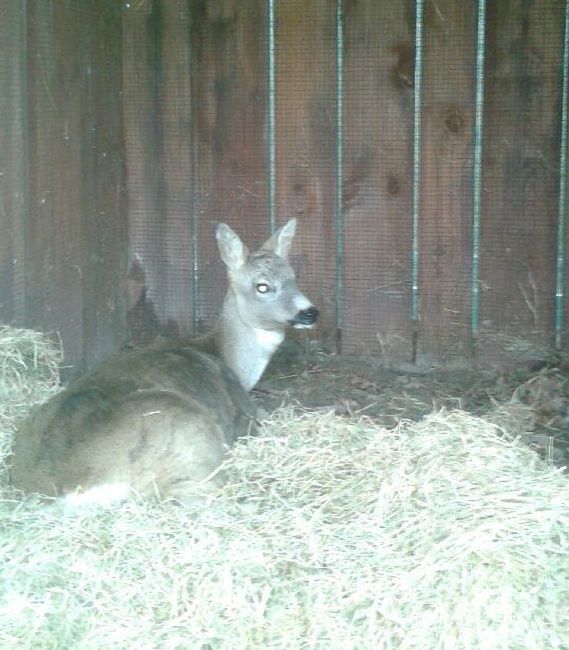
[1,328,568,649]
[476,329,560,364]
[0,326,61,484]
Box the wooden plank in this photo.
[342,0,414,359]
[52,0,91,374]
[480,0,565,360]
[11,0,564,371]
[0,1,27,324]
[25,0,85,373]
[274,0,337,343]
[123,0,195,344]
[23,1,127,377]
[123,0,170,344]
[79,1,128,370]
[417,0,477,362]
[159,0,195,334]
[190,0,268,329]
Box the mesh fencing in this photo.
[1,0,568,370]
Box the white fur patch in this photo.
[62,483,132,509]
[254,328,284,351]
[294,294,312,311]
[237,328,285,390]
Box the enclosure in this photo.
[2,3,569,647]
[1,0,568,376]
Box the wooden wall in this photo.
[0,0,127,377]
[0,0,567,374]
[481,0,566,360]
[122,0,568,365]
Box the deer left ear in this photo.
[261,218,297,259]
[216,223,249,271]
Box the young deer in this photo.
[10,218,318,506]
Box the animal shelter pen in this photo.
[1,0,569,376]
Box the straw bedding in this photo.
[1,328,567,649]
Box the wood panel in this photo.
[343,0,414,359]
[0,1,27,324]
[274,0,337,342]
[25,0,86,372]
[191,0,269,330]
[123,0,195,344]
[79,2,128,370]
[11,1,127,378]
[2,0,566,371]
[480,0,565,360]
[417,0,477,362]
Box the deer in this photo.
[10,218,318,507]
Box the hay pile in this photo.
[0,326,61,483]
[1,329,568,649]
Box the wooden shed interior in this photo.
[1,0,568,378]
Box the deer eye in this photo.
[256,282,270,294]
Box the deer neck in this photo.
[214,290,284,391]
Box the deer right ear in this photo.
[261,218,297,259]
[215,223,249,271]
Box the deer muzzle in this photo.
[289,306,319,328]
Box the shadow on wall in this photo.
[125,257,180,347]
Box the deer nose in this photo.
[291,306,319,326]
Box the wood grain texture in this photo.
[480,0,565,359]
[342,0,414,359]
[0,1,129,377]
[25,0,85,371]
[417,0,477,361]
[123,0,195,344]
[274,0,337,342]
[0,1,27,324]
[1,0,567,370]
[79,2,128,371]
[190,0,268,330]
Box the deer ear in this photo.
[261,218,297,259]
[216,223,249,270]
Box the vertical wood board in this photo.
[191,0,269,329]
[480,0,565,359]
[417,0,477,361]
[0,1,27,324]
[342,0,415,359]
[274,0,337,342]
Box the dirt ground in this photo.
[254,341,569,468]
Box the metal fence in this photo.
[1,0,568,375]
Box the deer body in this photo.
[10,219,317,505]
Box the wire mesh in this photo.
[0,0,568,368]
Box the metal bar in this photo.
[555,0,569,349]
[190,113,199,335]
[411,0,424,362]
[471,0,486,347]
[21,0,31,325]
[188,5,199,334]
[335,0,344,349]
[267,0,277,234]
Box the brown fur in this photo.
[10,339,255,502]
[10,219,317,505]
